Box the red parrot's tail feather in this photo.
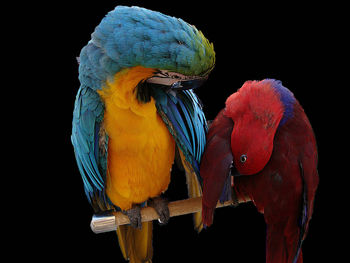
[266,222,303,263]
[202,203,215,227]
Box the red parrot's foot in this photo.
[148,197,170,225]
[123,205,142,229]
[231,188,240,207]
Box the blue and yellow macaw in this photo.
[71,6,215,263]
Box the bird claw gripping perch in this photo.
[122,205,143,229]
[148,197,170,225]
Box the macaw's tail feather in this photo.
[178,148,203,232]
[116,222,153,263]
[186,169,203,232]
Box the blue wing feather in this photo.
[178,99,196,155]
[154,89,207,180]
[71,85,109,211]
[184,90,206,162]
[167,100,194,155]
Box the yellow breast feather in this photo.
[98,66,175,210]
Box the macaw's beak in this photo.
[146,70,208,91]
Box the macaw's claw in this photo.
[123,205,142,229]
[148,197,170,225]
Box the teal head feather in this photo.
[78,6,215,90]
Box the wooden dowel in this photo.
[91,196,251,233]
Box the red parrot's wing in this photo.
[200,109,234,226]
[296,136,319,255]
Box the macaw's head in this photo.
[224,79,296,175]
[78,6,215,99]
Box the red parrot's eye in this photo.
[240,154,247,163]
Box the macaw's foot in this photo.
[123,205,142,229]
[148,197,170,225]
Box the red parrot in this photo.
[200,79,319,263]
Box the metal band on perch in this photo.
[90,196,251,233]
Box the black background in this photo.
[22,1,345,262]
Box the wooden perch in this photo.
[91,196,251,233]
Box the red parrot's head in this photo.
[224,79,292,175]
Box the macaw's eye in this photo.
[240,154,247,163]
